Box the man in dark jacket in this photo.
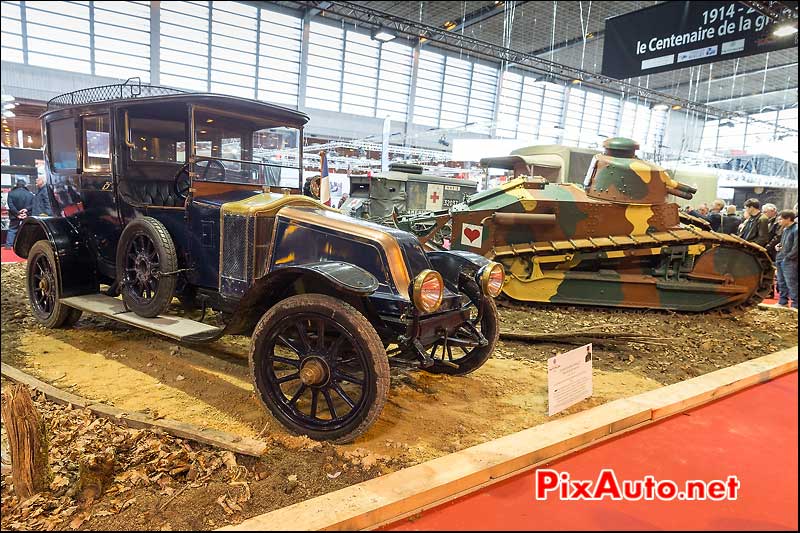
[5,179,33,249]
[738,198,770,247]
[707,199,725,232]
[721,205,742,234]
[775,209,798,309]
[763,203,780,260]
[31,175,53,217]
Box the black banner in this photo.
[601,1,798,79]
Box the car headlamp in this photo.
[479,262,505,298]
[412,269,444,313]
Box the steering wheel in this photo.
[200,158,227,181]
[174,162,192,199]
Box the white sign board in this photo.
[425,183,444,211]
[547,343,593,416]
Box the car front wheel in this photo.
[116,217,178,318]
[249,293,389,443]
[424,279,499,376]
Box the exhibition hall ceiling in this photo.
[347,1,799,113]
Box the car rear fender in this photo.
[13,217,98,297]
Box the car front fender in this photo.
[271,262,380,295]
[426,249,492,288]
[223,261,379,336]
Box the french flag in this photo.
[319,150,331,206]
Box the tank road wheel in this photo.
[249,294,389,443]
[116,217,178,318]
[425,280,499,376]
[26,240,82,328]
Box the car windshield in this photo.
[192,107,301,188]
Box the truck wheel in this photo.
[116,217,178,318]
[249,294,389,444]
[425,285,499,376]
[26,240,82,328]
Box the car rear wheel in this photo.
[26,240,82,328]
[116,217,178,318]
[249,294,389,443]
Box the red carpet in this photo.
[387,372,798,531]
[1,247,24,263]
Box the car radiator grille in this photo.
[222,214,250,282]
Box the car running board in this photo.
[60,294,223,343]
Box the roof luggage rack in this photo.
[47,77,187,111]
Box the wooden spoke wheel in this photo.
[116,217,178,318]
[26,240,82,328]
[424,279,499,376]
[249,294,389,443]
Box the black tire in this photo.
[425,290,499,376]
[249,294,389,444]
[116,216,178,318]
[26,240,82,328]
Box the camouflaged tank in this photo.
[395,138,774,312]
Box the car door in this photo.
[78,113,121,275]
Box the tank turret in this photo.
[584,137,697,203]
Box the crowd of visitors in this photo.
[683,198,798,308]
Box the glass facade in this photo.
[0,0,795,153]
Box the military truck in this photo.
[481,144,599,184]
[340,163,478,223]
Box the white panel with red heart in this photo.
[460,223,483,248]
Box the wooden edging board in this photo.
[220,345,798,531]
[0,362,268,457]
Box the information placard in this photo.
[548,343,593,416]
[602,1,798,79]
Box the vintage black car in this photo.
[13,81,504,442]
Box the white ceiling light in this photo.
[372,27,396,42]
[652,104,669,111]
[2,102,16,110]
[773,24,798,37]
[2,110,15,118]
[1,94,14,103]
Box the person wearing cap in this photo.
[5,178,34,249]
[738,198,770,247]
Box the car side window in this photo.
[129,117,186,163]
[83,115,111,172]
[47,117,78,172]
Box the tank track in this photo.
[489,224,774,312]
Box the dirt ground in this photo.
[1,262,797,530]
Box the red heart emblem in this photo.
[464,227,480,242]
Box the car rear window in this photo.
[48,117,77,171]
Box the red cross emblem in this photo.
[430,191,440,203]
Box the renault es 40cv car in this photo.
[13,81,504,443]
